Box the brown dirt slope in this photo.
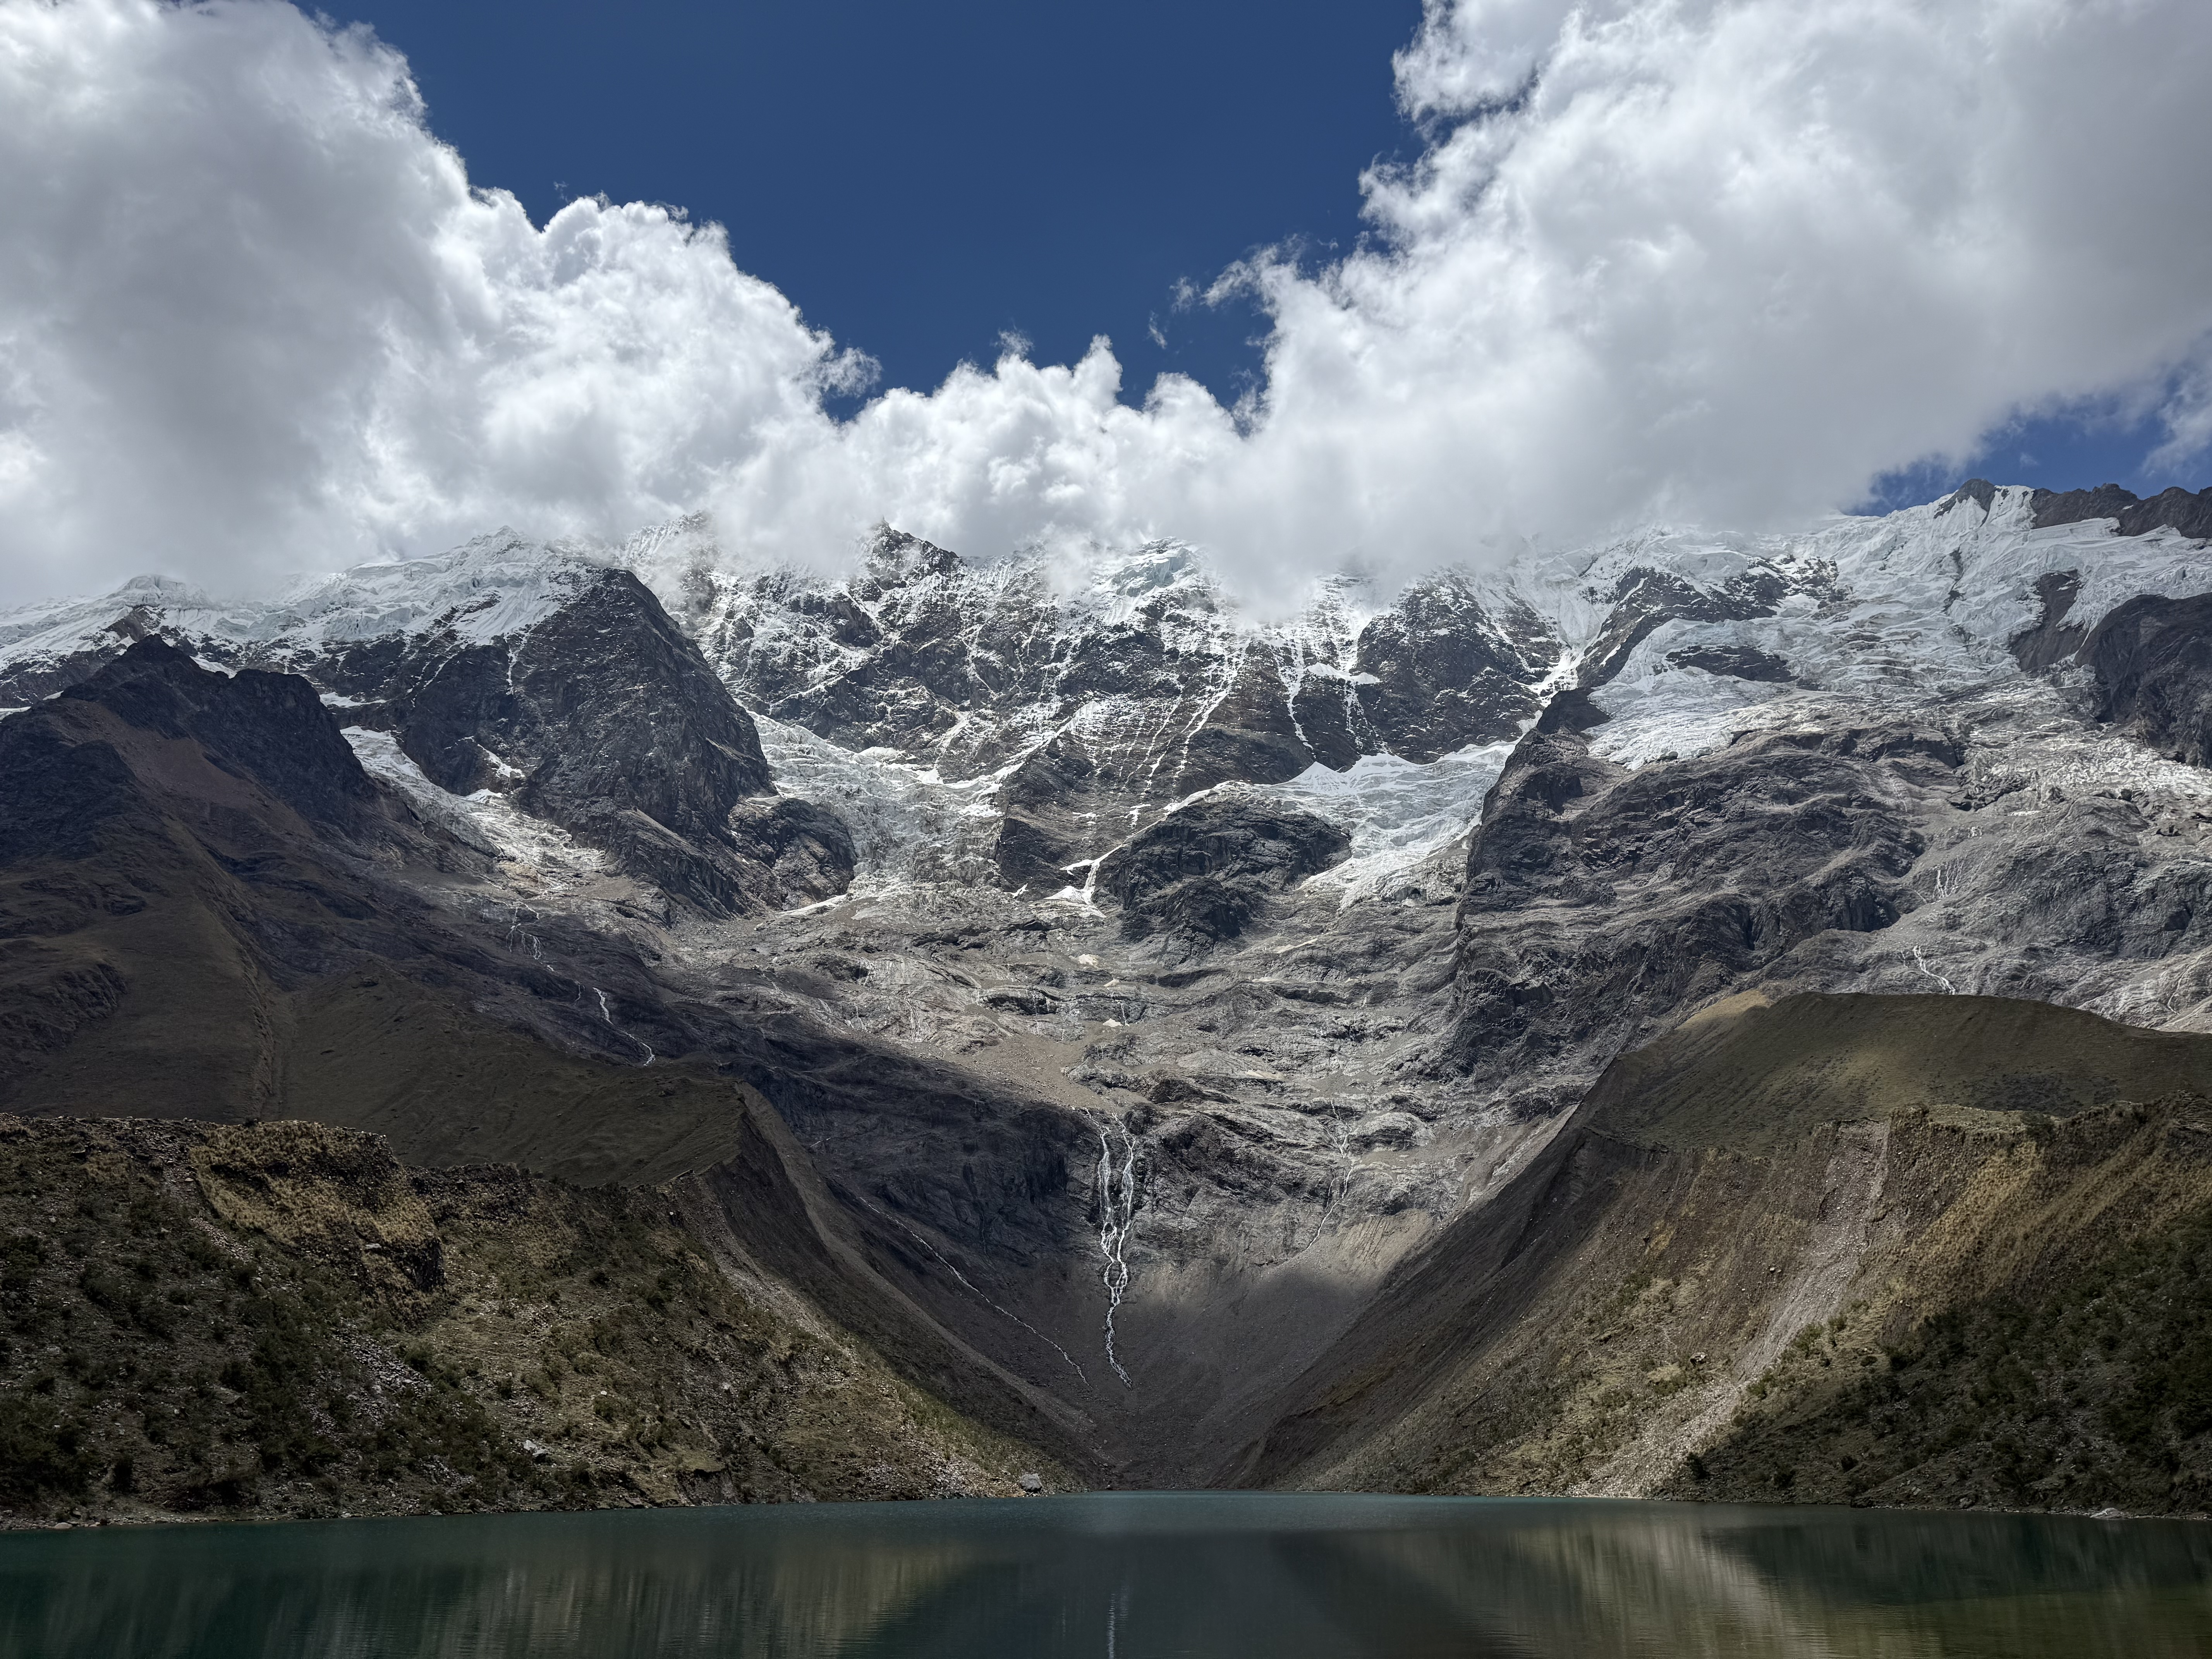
[1666,1099,2212,1511]
[1229,990,2212,1511]
[1589,989,2212,1153]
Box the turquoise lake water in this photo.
[1,1493,2208,1657]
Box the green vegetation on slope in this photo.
[1240,993,2212,1513]
[1674,1102,2212,1512]
[1587,989,2212,1154]
[0,1116,1063,1528]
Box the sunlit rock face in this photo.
[7,482,2212,1486]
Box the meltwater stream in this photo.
[3,1494,2209,1659]
[1094,1120,1140,1388]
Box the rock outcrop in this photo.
[284,549,786,915]
[2033,482,2212,540]
[1096,792,1352,954]
[2085,591,2212,767]
[0,635,381,865]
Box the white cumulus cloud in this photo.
[0,0,2209,609]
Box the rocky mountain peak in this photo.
[2032,481,2212,539]
[0,635,380,866]
[14,481,2212,1495]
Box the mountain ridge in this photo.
[6,479,2212,1515]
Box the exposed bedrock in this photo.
[2032,481,2212,539]
[2008,570,2087,672]
[1346,573,1557,761]
[3,551,827,918]
[1094,792,1353,954]
[1441,717,1953,1088]
[992,731,1098,891]
[0,635,380,859]
[325,567,769,815]
[1663,644,1795,683]
[726,797,857,908]
[1573,563,1795,692]
[685,533,1577,881]
[309,567,787,914]
[2085,591,2212,768]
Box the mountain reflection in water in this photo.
[2,1494,2208,1658]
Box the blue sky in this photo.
[1861,404,2203,514]
[329,0,2202,505]
[3,0,2209,603]
[325,0,1425,419]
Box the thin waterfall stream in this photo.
[1095,1118,1140,1387]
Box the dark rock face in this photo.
[1531,685,1611,735]
[0,719,149,866]
[2032,483,2212,539]
[2082,591,2212,764]
[727,798,857,908]
[1350,575,1558,762]
[1446,718,1950,1077]
[1576,563,1794,690]
[993,732,1099,890]
[2121,486,2212,541]
[1936,477,1998,516]
[78,638,380,833]
[320,568,769,826]
[2009,570,2086,671]
[1664,644,1795,682]
[2032,483,2145,530]
[305,568,788,915]
[1174,643,1316,793]
[0,637,378,865]
[0,554,812,917]
[1096,793,1352,953]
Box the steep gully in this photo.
[5,480,2212,1501]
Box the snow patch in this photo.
[752,713,1005,891]
[1257,742,1517,906]
[1588,667,1795,769]
[265,530,601,653]
[343,726,606,874]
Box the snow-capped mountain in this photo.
[6,478,2212,1486]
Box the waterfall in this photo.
[1096,1119,1140,1387]
[593,987,656,1066]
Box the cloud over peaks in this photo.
[0,0,857,602]
[1,0,2209,607]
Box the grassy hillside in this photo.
[1670,1101,2212,1511]
[1235,992,2212,1513]
[1587,989,2212,1153]
[0,1116,1066,1528]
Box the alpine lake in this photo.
[1,1493,2207,1657]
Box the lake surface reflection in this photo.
[2,1493,2209,1658]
